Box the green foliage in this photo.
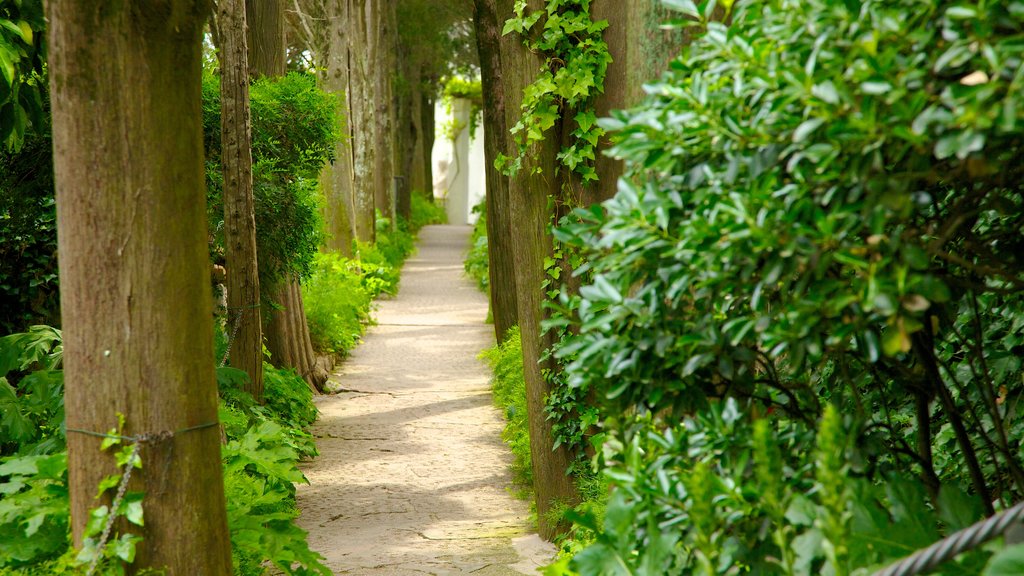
[1,326,327,575]
[464,205,490,293]
[440,76,483,140]
[0,326,63,457]
[409,192,447,232]
[0,125,58,334]
[500,0,612,182]
[302,253,373,356]
[480,327,532,490]
[549,0,1024,572]
[202,71,338,292]
[0,0,45,152]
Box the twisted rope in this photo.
[872,500,1024,576]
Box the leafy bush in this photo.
[302,254,373,356]
[409,192,447,232]
[550,0,1024,573]
[202,71,337,293]
[0,328,328,575]
[481,327,532,490]
[0,130,59,334]
[464,204,489,293]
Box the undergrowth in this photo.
[463,204,489,293]
[0,327,330,575]
[480,327,531,494]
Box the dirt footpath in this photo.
[295,225,556,575]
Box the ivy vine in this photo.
[499,0,612,183]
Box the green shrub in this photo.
[410,192,447,232]
[481,327,532,490]
[302,253,372,356]
[551,0,1024,573]
[1,327,328,575]
[464,204,489,293]
[202,71,337,293]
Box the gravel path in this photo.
[295,225,556,575]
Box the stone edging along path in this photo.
[295,225,556,575]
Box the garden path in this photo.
[295,225,555,575]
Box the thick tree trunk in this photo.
[245,0,285,78]
[47,1,233,572]
[320,0,355,256]
[473,0,519,343]
[220,0,264,401]
[496,0,579,540]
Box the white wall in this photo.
[432,97,485,225]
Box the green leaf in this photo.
[984,543,1024,576]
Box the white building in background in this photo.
[432,97,485,226]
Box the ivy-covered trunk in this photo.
[47,0,233,571]
[497,0,580,540]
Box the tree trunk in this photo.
[220,0,264,401]
[348,0,377,242]
[473,0,519,343]
[47,1,233,572]
[248,0,324,393]
[497,0,579,540]
[420,90,436,202]
[372,1,397,224]
[245,0,285,78]
[320,0,355,256]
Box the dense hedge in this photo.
[550,0,1024,574]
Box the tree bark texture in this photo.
[497,0,580,540]
[372,1,397,224]
[46,1,233,572]
[348,0,377,242]
[246,0,286,77]
[220,0,264,401]
[320,0,356,256]
[473,0,519,343]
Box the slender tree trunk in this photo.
[220,0,264,401]
[47,1,233,572]
[320,0,355,256]
[349,0,377,242]
[372,1,397,224]
[248,0,324,392]
[420,90,436,202]
[473,0,519,343]
[497,0,579,540]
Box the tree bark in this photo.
[220,0,264,401]
[420,90,436,202]
[47,1,233,572]
[247,0,324,392]
[320,0,356,256]
[473,0,519,343]
[497,0,579,540]
[246,0,286,78]
[348,0,377,242]
[372,1,397,224]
